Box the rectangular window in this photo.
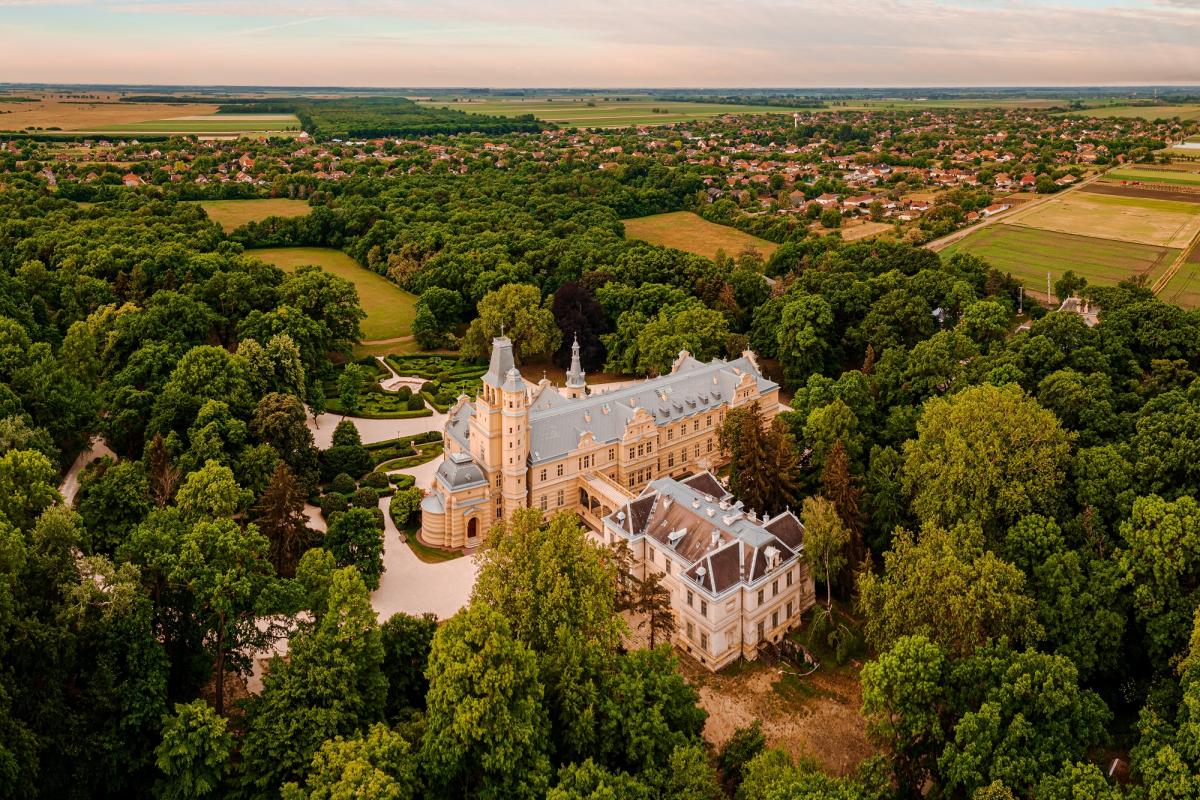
[700,600,708,618]
[637,444,644,457]
[757,589,764,606]
[773,580,779,597]
[687,621,695,641]
[665,559,672,575]
[693,419,700,432]
[495,475,501,487]
[772,611,779,629]
[757,620,765,641]
[539,495,547,510]
[686,589,693,607]
[694,444,700,458]
[707,415,712,427]
[647,443,653,454]
[787,601,794,618]
[539,468,547,482]
[700,632,708,652]
[609,448,616,460]
[668,453,675,468]
[786,571,793,587]
[650,549,655,564]
[628,447,635,460]
[557,489,564,506]
[667,429,674,441]
[706,439,713,453]
[557,463,564,477]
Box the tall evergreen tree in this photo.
[253,462,311,579]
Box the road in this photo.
[923,170,1108,253]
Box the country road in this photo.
[923,170,1109,253]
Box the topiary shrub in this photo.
[329,472,357,496]
[406,394,425,411]
[392,473,416,490]
[320,444,373,481]
[319,492,348,519]
[396,385,413,400]
[350,486,380,508]
[361,471,390,490]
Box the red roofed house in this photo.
[122,173,144,187]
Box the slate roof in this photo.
[436,451,486,491]
[526,354,776,465]
[608,473,805,597]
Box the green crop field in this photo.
[199,198,311,232]
[87,114,301,134]
[622,211,778,260]
[941,224,1179,292]
[1065,104,1200,121]
[247,247,417,341]
[1103,167,1200,188]
[1160,263,1200,310]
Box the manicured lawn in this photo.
[1004,191,1200,249]
[247,247,417,341]
[622,211,778,261]
[942,224,1179,292]
[200,198,311,232]
[1104,167,1200,188]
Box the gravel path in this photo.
[59,435,117,505]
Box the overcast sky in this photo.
[2,0,1199,87]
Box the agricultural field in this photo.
[1159,246,1200,310]
[622,211,778,260]
[1065,104,1200,121]
[0,94,299,135]
[941,225,1179,292]
[199,198,311,232]
[1103,166,1200,188]
[838,221,893,242]
[415,96,808,127]
[246,247,417,341]
[1002,191,1200,249]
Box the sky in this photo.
[2,0,1200,88]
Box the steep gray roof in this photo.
[483,336,516,388]
[526,355,776,465]
[446,401,473,450]
[436,451,486,491]
[607,473,804,597]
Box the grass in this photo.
[1004,191,1200,249]
[1104,167,1200,188]
[942,224,1179,292]
[247,247,417,341]
[622,211,778,261]
[86,114,300,134]
[199,198,311,232]
[1064,104,1200,121]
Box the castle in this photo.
[420,335,784,548]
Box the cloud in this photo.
[231,15,329,35]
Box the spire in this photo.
[483,336,515,388]
[565,334,586,391]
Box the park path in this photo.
[59,435,117,505]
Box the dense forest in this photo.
[217,97,546,138]
[2,132,1200,799]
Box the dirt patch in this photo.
[680,653,874,777]
[1083,183,1200,204]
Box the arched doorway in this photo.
[467,517,478,543]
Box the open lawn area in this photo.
[942,225,1178,292]
[622,211,778,261]
[1103,167,1200,188]
[1003,191,1200,248]
[200,198,311,232]
[247,247,417,341]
